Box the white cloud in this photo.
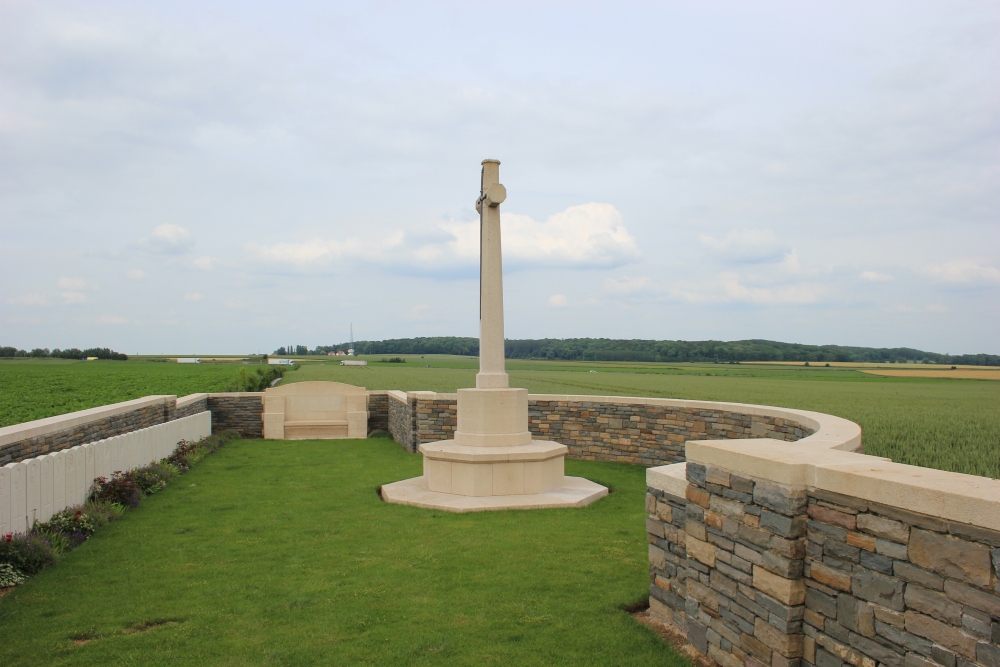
[861,271,894,282]
[138,224,194,254]
[57,276,97,290]
[184,292,204,301]
[406,304,431,320]
[126,269,146,280]
[603,276,660,296]
[246,203,639,274]
[193,256,215,270]
[924,260,1000,285]
[699,229,791,264]
[5,293,49,305]
[548,294,568,307]
[893,304,949,313]
[98,315,126,324]
[60,292,90,305]
[673,272,823,305]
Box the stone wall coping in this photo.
[646,462,687,498]
[176,393,208,408]
[366,390,390,396]
[673,438,1000,532]
[0,395,174,448]
[386,390,409,402]
[206,392,264,398]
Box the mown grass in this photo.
[0,437,681,667]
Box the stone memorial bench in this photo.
[263,381,368,440]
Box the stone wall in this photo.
[388,391,415,452]
[647,435,1000,667]
[384,393,816,465]
[175,394,208,420]
[530,399,810,467]
[367,391,389,434]
[207,393,263,439]
[0,397,176,465]
[802,490,999,667]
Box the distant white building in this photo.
[341,360,367,366]
[268,358,295,365]
[177,358,201,364]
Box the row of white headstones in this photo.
[0,411,211,535]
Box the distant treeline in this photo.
[296,337,1000,366]
[0,346,128,360]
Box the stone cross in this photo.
[475,159,509,389]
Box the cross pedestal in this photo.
[381,160,608,512]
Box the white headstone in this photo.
[84,443,96,492]
[39,454,54,523]
[64,448,78,508]
[53,450,66,514]
[0,465,10,535]
[25,457,40,528]
[5,462,26,533]
[74,446,87,504]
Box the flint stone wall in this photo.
[647,461,1000,667]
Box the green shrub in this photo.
[0,563,26,588]
[0,532,58,575]
[226,365,295,392]
[90,474,141,507]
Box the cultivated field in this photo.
[2,356,998,478]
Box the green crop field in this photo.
[0,359,239,427]
[2,355,998,478]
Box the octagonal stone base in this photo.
[380,475,608,513]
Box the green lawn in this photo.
[0,437,681,667]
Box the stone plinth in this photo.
[380,475,607,512]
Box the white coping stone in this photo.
[53,450,66,514]
[381,475,608,513]
[0,464,10,534]
[39,454,54,523]
[646,462,688,499]
[25,457,40,528]
[5,461,26,533]
[0,395,174,449]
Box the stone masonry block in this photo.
[903,611,977,660]
[903,585,962,625]
[754,565,806,605]
[762,510,808,539]
[811,562,853,592]
[754,479,808,516]
[856,514,909,544]
[851,570,904,611]
[908,528,993,588]
[755,617,803,658]
[809,505,857,531]
[943,579,1000,618]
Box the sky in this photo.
[1,1,998,355]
